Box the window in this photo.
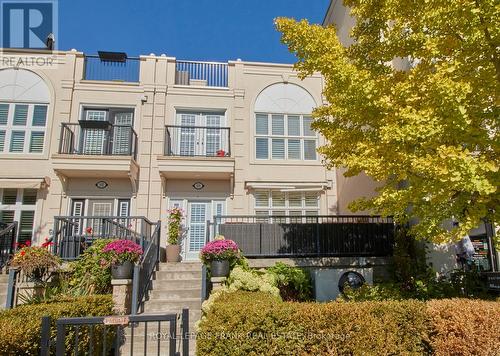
[255,113,317,160]
[0,103,48,154]
[254,190,320,217]
[0,188,37,244]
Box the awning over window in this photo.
[0,177,50,189]
[245,181,330,192]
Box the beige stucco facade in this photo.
[0,48,342,257]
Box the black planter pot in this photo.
[211,260,230,277]
[111,261,133,279]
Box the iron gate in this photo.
[40,309,189,356]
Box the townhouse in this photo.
[0,48,353,262]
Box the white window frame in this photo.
[69,197,131,217]
[254,112,317,161]
[0,102,48,154]
[253,190,320,218]
[0,188,37,243]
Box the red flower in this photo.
[25,240,31,247]
[86,227,93,234]
[20,250,26,256]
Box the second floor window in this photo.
[255,113,317,161]
[0,102,48,154]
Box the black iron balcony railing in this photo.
[175,60,228,87]
[211,215,395,257]
[83,55,140,82]
[165,125,231,157]
[59,123,138,160]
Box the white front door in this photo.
[184,201,211,261]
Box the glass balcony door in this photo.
[176,112,224,156]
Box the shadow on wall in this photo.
[335,169,382,215]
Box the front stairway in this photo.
[121,262,203,355]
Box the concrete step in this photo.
[144,299,201,313]
[158,263,202,272]
[155,271,202,280]
[149,288,202,300]
[120,338,196,356]
[152,279,202,290]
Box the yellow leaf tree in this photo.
[276,0,499,243]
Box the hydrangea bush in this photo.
[103,239,143,264]
[200,237,240,264]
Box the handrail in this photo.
[131,221,161,314]
[0,221,17,271]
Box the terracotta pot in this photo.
[211,260,230,277]
[111,261,133,279]
[166,244,181,262]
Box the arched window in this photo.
[254,83,317,161]
[0,69,50,154]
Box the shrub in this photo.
[200,237,240,264]
[103,239,143,264]
[426,299,500,356]
[197,291,428,355]
[267,262,312,301]
[226,266,280,297]
[68,239,114,295]
[198,291,500,355]
[0,295,113,355]
[11,246,61,282]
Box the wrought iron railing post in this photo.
[5,267,18,309]
[131,264,140,315]
[55,321,66,356]
[39,316,51,356]
[182,308,189,355]
[315,216,320,256]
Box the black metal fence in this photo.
[0,221,17,270]
[165,125,231,157]
[40,309,189,356]
[52,216,157,260]
[212,215,395,257]
[59,123,138,160]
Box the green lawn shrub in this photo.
[198,291,500,356]
[197,291,428,355]
[0,295,113,355]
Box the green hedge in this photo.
[198,291,429,355]
[197,291,500,355]
[0,295,113,355]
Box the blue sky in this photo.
[58,0,329,63]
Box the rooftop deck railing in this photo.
[211,215,395,257]
[165,125,231,157]
[175,60,228,87]
[83,55,140,82]
[59,123,138,160]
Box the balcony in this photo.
[157,125,234,180]
[52,123,139,189]
[83,53,140,82]
[211,215,395,258]
[175,60,228,87]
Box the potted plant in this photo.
[200,235,240,277]
[11,242,61,283]
[11,243,61,301]
[216,149,226,157]
[103,239,143,279]
[166,207,183,262]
